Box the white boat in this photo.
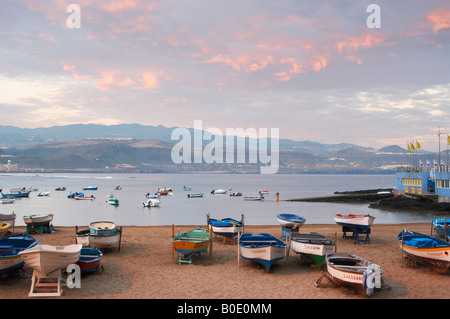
[0,198,15,204]
[75,195,95,200]
[290,232,336,267]
[244,196,264,201]
[326,253,383,296]
[23,214,54,227]
[143,198,161,207]
[207,213,244,240]
[239,233,286,272]
[333,214,375,230]
[211,189,227,194]
[18,244,82,276]
[76,221,122,250]
[277,214,306,228]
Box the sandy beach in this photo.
[0,223,449,301]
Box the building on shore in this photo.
[0,160,19,172]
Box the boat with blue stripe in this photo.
[239,233,286,272]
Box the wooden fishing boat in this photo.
[290,232,336,267]
[277,214,306,228]
[244,196,264,201]
[0,213,16,232]
[433,218,450,240]
[55,187,66,191]
[1,191,30,198]
[157,188,173,195]
[207,214,244,240]
[239,233,286,272]
[83,221,122,250]
[0,223,10,237]
[76,245,103,273]
[19,244,82,276]
[108,198,119,205]
[398,229,450,274]
[0,234,41,276]
[37,191,50,197]
[258,190,269,195]
[143,198,160,207]
[326,253,383,296]
[172,227,210,257]
[334,214,375,230]
[23,214,54,227]
[187,193,204,198]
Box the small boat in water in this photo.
[239,233,286,272]
[244,196,264,201]
[207,213,244,240]
[143,198,161,207]
[55,187,66,191]
[0,198,15,204]
[23,214,54,227]
[398,229,450,274]
[75,195,95,200]
[433,218,450,240]
[211,189,227,194]
[182,186,192,191]
[82,186,98,190]
[108,198,119,205]
[334,214,375,230]
[187,193,204,198]
[19,244,82,276]
[326,253,383,296]
[277,214,306,228]
[0,234,41,276]
[37,191,50,197]
[157,188,173,195]
[290,232,336,267]
[76,245,103,273]
[172,227,211,257]
[258,190,269,195]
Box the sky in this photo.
[0,0,449,151]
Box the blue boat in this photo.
[1,192,30,198]
[207,214,244,240]
[83,186,98,190]
[276,214,306,228]
[239,233,286,272]
[0,234,41,276]
[76,246,103,273]
[433,219,450,240]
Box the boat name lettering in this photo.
[342,273,363,281]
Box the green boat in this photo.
[172,227,210,257]
[290,232,336,268]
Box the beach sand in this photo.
[0,223,449,300]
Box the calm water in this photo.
[0,173,442,227]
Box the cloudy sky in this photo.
[1,0,449,151]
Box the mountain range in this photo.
[0,124,441,174]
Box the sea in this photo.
[0,173,443,227]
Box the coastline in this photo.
[1,223,449,300]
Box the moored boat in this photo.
[398,229,450,274]
[326,253,383,296]
[207,214,244,240]
[82,186,98,190]
[82,221,122,250]
[76,245,103,273]
[0,198,15,204]
[37,191,50,197]
[108,198,119,205]
[0,234,41,276]
[211,189,227,194]
[334,214,375,230]
[182,186,192,191]
[172,227,210,257]
[75,195,95,200]
[23,214,54,227]
[143,198,161,207]
[290,232,336,267]
[239,233,286,272]
[18,244,82,276]
[187,193,204,198]
[244,196,264,201]
[277,214,306,228]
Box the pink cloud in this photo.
[427,5,450,32]
[96,72,135,91]
[62,63,90,81]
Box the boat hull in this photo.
[76,246,103,273]
[23,214,54,227]
[290,233,336,267]
[433,219,450,239]
[326,253,383,296]
[277,214,306,228]
[334,214,375,230]
[398,230,450,274]
[172,228,210,256]
[0,234,40,275]
[19,244,82,276]
[239,233,286,272]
